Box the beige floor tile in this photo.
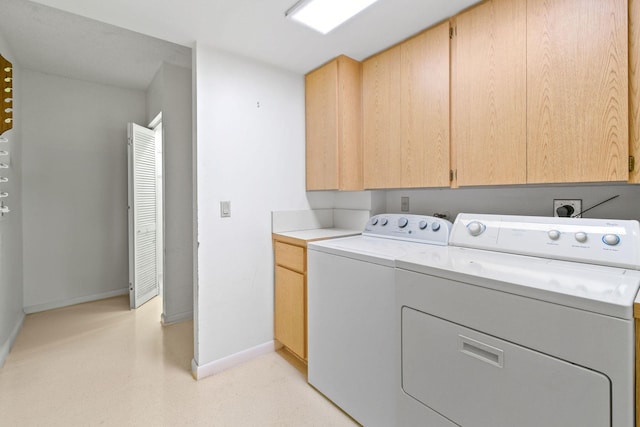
[0,296,357,426]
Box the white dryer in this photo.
[396,213,640,427]
[307,214,452,427]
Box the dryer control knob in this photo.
[574,232,588,243]
[548,230,561,240]
[380,218,388,226]
[398,217,408,228]
[467,221,485,236]
[418,220,428,230]
[371,217,379,226]
[602,234,620,246]
[431,222,441,232]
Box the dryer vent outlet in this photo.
[553,199,582,218]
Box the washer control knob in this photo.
[418,220,428,230]
[398,217,409,228]
[371,217,379,226]
[431,222,441,232]
[467,221,485,236]
[574,232,588,243]
[548,230,561,241]
[380,218,388,226]
[602,234,621,246]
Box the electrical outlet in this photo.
[553,199,582,218]
[400,196,410,212]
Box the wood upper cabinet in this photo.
[527,0,628,183]
[631,0,640,183]
[401,21,451,188]
[452,0,527,187]
[305,55,363,191]
[363,45,402,189]
[453,0,628,186]
[363,22,450,189]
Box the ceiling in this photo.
[0,0,480,90]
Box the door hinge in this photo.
[630,156,635,172]
[449,27,456,39]
[450,170,455,181]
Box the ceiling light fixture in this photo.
[286,0,379,35]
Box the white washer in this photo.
[307,214,452,427]
[396,213,640,427]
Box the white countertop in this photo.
[273,228,361,242]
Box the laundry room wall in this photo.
[21,69,146,313]
[194,44,328,374]
[385,184,640,221]
[146,62,194,324]
[0,34,24,368]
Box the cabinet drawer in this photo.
[274,241,305,272]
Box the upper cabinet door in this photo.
[363,46,402,189]
[527,0,628,183]
[452,0,527,187]
[305,56,363,191]
[631,0,640,184]
[364,23,450,190]
[400,22,451,188]
[631,0,640,183]
[306,59,339,190]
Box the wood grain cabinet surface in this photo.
[452,0,628,186]
[306,0,632,188]
[273,237,307,361]
[305,55,363,191]
[627,0,640,183]
[363,22,450,189]
[451,0,527,186]
[526,0,628,184]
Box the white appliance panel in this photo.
[308,235,446,267]
[307,214,453,426]
[397,246,640,319]
[402,307,610,427]
[450,213,640,269]
[308,250,396,427]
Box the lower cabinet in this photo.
[274,265,305,359]
[273,236,308,361]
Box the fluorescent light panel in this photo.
[286,0,379,34]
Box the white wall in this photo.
[385,184,640,221]
[21,70,146,312]
[194,45,315,368]
[0,35,24,367]
[147,62,194,324]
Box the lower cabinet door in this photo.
[274,265,305,359]
[401,307,610,427]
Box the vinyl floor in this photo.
[0,295,357,426]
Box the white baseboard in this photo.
[191,340,277,380]
[0,311,25,368]
[161,310,193,325]
[23,288,129,314]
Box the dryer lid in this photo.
[396,246,640,319]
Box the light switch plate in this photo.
[220,201,231,218]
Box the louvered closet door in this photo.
[128,123,158,309]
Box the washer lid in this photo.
[396,246,640,319]
[308,235,446,267]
